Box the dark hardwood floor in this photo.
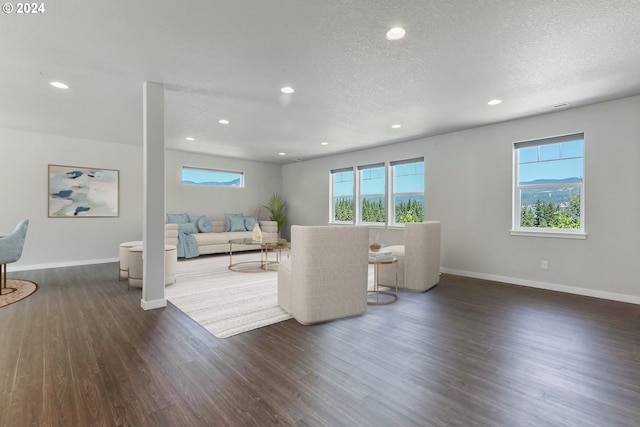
[1,261,639,427]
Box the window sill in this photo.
[510,230,587,240]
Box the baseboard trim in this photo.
[141,298,167,310]
[7,258,118,272]
[440,267,640,306]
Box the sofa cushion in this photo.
[167,212,189,224]
[193,232,234,246]
[211,220,226,233]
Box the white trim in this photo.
[440,267,640,305]
[6,257,118,272]
[140,298,167,310]
[510,230,587,239]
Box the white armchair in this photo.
[278,225,369,325]
[378,221,441,292]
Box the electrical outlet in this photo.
[541,260,549,269]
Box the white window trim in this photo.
[511,133,586,239]
[389,158,425,227]
[357,163,386,225]
[181,166,244,188]
[329,167,355,224]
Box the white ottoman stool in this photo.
[119,240,142,280]
[127,244,177,289]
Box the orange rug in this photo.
[0,279,38,308]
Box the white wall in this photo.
[282,95,640,303]
[0,127,143,269]
[0,129,283,271]
[165,150,282,220]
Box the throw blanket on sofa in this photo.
[177,230,199,258]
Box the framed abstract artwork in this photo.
[48,164,119,217]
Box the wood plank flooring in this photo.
[1,261,639,426]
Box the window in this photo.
[391,158,425,225]
[329,158,425,226]
[181,167,244,187]
[330,168,354,223]
[513,133,585,236]
[359,164,386,223]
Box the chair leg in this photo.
[1,263,18,295]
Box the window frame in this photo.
[389,158,425,226]
[329,168,355,224]
[181,166,244,188]
[329,157,425,228]
[357,163,387,225]
[512,133,586,239]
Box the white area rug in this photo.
[167,252,384,338]
[167,252,292,338]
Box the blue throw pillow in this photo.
[187,214,212,233]
[229,215,246,232]
[197,216,212,233]
[167,212,189,224]
[225,213,244,231]
[178,222,198,234]
[244,216,258,231]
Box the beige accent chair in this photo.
[118,223,178,285]
[278,225,369,325]
[377,221,441,292]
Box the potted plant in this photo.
[264,193,287,234]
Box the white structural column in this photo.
[141,81,167,310]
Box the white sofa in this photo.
[192,219,278,255]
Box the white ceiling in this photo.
[2,0,640,164]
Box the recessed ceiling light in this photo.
[185,137,195,141]
[278,152,286,156]
[321,141,329,146]
[386,27,406,40]
[281,86,294,94]
[391,124,402,129]
[49,81,69,89]
[488,99,502,106]
[218,119,230,124]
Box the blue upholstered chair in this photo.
[0,219,29,295]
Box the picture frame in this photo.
[48,164,119,218]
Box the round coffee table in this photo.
[228,238,288,272]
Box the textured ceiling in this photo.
[1,0,640,164]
